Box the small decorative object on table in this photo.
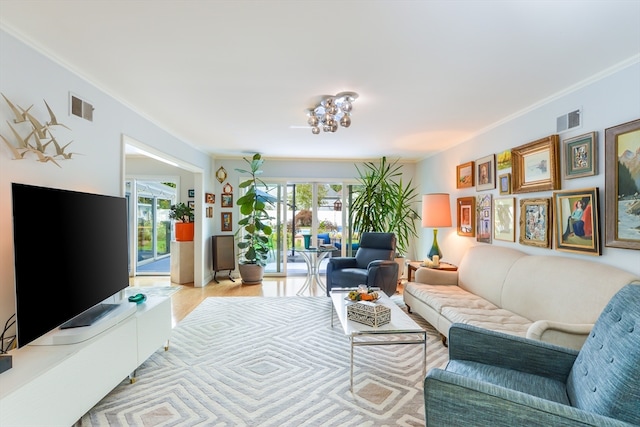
[347,301,391,327]
[346,285,380,301]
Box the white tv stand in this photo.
[0,296,172,427]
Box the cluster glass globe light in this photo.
[305,92,358,135]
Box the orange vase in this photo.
[175,222,194,241]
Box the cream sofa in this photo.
[403,245,640,350]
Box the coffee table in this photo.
[329,288,427,391]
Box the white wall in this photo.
[0,30,213,332]
[417,60,640,276]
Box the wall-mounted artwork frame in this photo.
[497,149,511,170]
[498,173,511,195]
[563,131,597,179]
[476,194,492,243]
[475,155,496,191]
[493,197,515,242]
[512,134,560,193]
[221,212,233,232]
[205,193,215,204]
[605,118,640,250]
[221,193,233,208]
[216,166,227,183]
[519,197,552,248]
[456,196,475,237]
[188,200,195,209]
[188,189,195,198]
[456,161,474,188]
[553,187,600,256]
[206,206,213,218]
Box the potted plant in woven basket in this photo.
[170,202,194,241]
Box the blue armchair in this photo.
[424,283,640,426]
[325,232,398,297]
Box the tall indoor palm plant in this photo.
[351,157,420,257]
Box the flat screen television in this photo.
[11,183,130,348]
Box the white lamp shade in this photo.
[422,193,452,228]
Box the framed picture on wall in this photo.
[563,131,597,179]
[456,161,474,188]
[456,197,475,237]
[188,189,195,198]
[476,194,492,243]
[519,198,552,248]
[498,173,511,195]
[605,119,640,250]
[221,193,233,208]
[493,197,515,242]
[553,187,601,256]
[475,155,495,191]
[512,134,560,193]
[221,212,233,232]
[205,193,215,204]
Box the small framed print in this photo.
[476,194,492,243]
[497,149,511,170]
[475,155,496,191]
[519,198,552,248]
[187,200,195,209]
[221,212,232,232]
[553,187,601,256]
[564,131,597,179]
[205,193,215,204]
[494,197,515,242]
[216,166,227,183]
[221,193,233,208]
[512,134,560,193]
[457,197,475,237]
[223,183,233,194]
[206,206,213,218]
[456,161,474,189]
[188,189,195,198]
[499,173,511,195]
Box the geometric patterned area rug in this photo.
[81,296,448,426]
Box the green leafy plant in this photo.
[351,156,420,256]
[169,202,194,223]
[235,153,273,266]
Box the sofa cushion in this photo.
[406,283,495,312]
[441,306,531,337]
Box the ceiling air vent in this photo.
[70,93,94,122]
[556,108,581,133]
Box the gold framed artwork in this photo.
[512,134,560,193]
[221,212,233,232]
[553,187,601,256]
[475,155,495,191]
[498,173,511,195]
[605,118,640,250]
[497,149,511,170]
[563,131,597,179]
[493,197,515,242]
[476,194,492,243]
[519,197,552,248]
[456,196,475,237]
[216,166,228,183]
[456,161,474,189]
[206,206,213,218]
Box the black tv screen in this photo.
[11,183,129,347]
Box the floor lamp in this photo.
[422,193,452,259]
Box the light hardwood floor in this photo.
[129,275,405,326]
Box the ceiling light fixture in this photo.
[304,92,358,134]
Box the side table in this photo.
[407,261,458,282]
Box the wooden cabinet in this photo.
[212,235,235,283]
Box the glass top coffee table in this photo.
[329,288,427,391]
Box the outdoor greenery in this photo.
[235,153,274,266]
[351,156,420,256]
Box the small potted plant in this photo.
[235,153,274,284]
[170,202,194,241]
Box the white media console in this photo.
[0,295,172,427]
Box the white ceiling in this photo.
[1,1,639,161]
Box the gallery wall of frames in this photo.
[454,118,640,257]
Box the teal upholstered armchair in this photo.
[424,283,640,427]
